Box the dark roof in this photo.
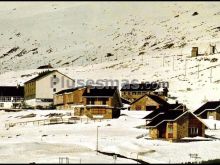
[0,86,24,97]
[131,94,169,106]
[121,83,159,92]
[146,110,186,127]
[143,103,184,120]
[24,70,57,84]
[121,97,131,104]
[37,64,53,69]
[55,86,85,95]
[194,101,220,115]
[168,103,183,110]
[83,86,118,97]
[147,95,169,106]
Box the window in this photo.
[189,127,199,136]
[53,81,56,85]
[53,75,56,78]
[87,98,95,105]
[167,123,173,138]
[91,109,106,115]
[102,98,108,105]
[0,103,4,107]
[167,123,173,133]
[53,88,56,92]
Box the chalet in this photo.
[74,86,122,119]
[121,83,168,102]
[130,94,169,111]
[54,86,86,110]
[24,70,74,109]
[0,86,24,109]
[194,101,220,120]
[146,109,206,141]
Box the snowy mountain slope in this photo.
[1,2,220,110]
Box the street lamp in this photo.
[96,126,100,155]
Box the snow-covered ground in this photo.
[0,109,220,164]
[1,1,220,163]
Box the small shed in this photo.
[191,47,198,57]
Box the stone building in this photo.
[146,109,206,141]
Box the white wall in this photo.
[36,71,74,99]
[0,102,13,109]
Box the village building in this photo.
[24,70,74,109]
[0,86,24,109]
[74,86,122,119]
[121,83,168,102]
[130,94,169,111]
[146,109,206,141]
[194,101,220,120]
[54,86,86,110]
[37,63,53,69]
[191,47,199,57]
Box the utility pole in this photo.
[163,54,165,67]
[184,58,187,79]
[96,126,100,155]
[209,66,213,83]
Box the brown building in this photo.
[130,94,169,111]
[74,86,122,119]
[146,109,206,141]
[194,101,220,120]
[54,86,86,110]
[121,83,168,102]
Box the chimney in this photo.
[87,86,91,93]
[176,100,179,105]
[183,104,187,112]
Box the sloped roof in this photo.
[131,94,169,106]
[146,110,186,127]
[120,83,159,92]
[55,86,86,95]
[194,101,220,116]
[24,70,74,84]
[0,86,24,97]
[121,97,131,104]
[37,64,53,69]
[83,86,118,97]
[24,70,56,84]
[143,103,184,120]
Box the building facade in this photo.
[74,86,122,119]
[130,94,169,111]
[54,86,86,110]
[24,70,74,108]
[0,86,24,109]
[121,83,168,102]
[146,110,206,141]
